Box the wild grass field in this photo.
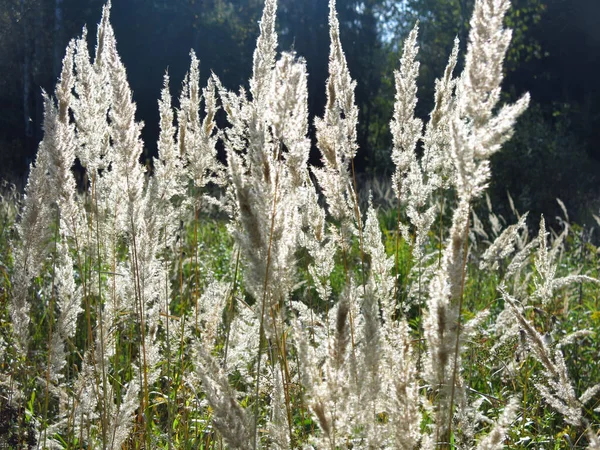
[0,0,599,448]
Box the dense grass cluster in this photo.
[0,0,599,448]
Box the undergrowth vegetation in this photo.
[0,0,599,448]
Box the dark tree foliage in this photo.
[0,0,599,223]
[490,103,600,226]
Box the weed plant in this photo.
[1,0,599,448]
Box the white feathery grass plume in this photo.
[299,177,336,303]
[11,134,53,354]
[69,19,125,379]
[69,355,101,441]
[250,0,277,104]
[390,26,456,312]
[10,41,85,353]
[296,176,335,334]
[156,73,179,188]
[475,397,520,450]
[104,10,145,234]
[294,10,367,443]
[178,50,201,159]
[451,0,530,200]
[322,0,359,162]
[63,267,136,446]
[502,237,537,298]
[346,204,421,447]
[48,240,81,380]
[470,208,488,247]
[555,197,570,231]
[422,38,459,186]
[145,74,184,395]
[422,260,464,438]
[390,24,422,201]
[179,52,225,201]
[267,52,311,188]
[383,318,422,449]
[71,8,112,176]
[491,224,538,367]
[313,0,360,226]
[238,53,310,302]
[306,230,337,304]
[40,43,85,385]
[207,1,313,445]
[267,362,292,449]
[533,216,598,306]
[355,282,384,445]
[49,40,84,242]
[300,175,326,244]
[67,350,140,448]
[33,37,119,430]
[195,279,229,345]
[102,2,166,399]
[357,215,385,390]
[588,428,600,450]
[224,85,300,322]
[580,384,600,408]
[353,204,423,447]
[225,302,260,384]
[484,194,504,238]
[221,49,308,334]
[393,30,458,252]
[195,347,253,449]
[74,6,121,298]
[294,309,345,449]
[533,216,556,305]
[502,291,583,426]
[149,60,227,412]
[147,72,184,247]
[106,375,141,450]
[295,277,367,449]
[69,7,159,440]
[480,213,528,271]
[451,395,487,448]
[403,160,438,262]
[364,202,395,323]
[420,0,529,442]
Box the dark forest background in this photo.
[1,0,600,224]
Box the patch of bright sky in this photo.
[374,0,413,47]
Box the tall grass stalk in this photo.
[2,0,600,448]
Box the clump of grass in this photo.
[0,0,599,448]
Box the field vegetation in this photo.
[0,0,599,448]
